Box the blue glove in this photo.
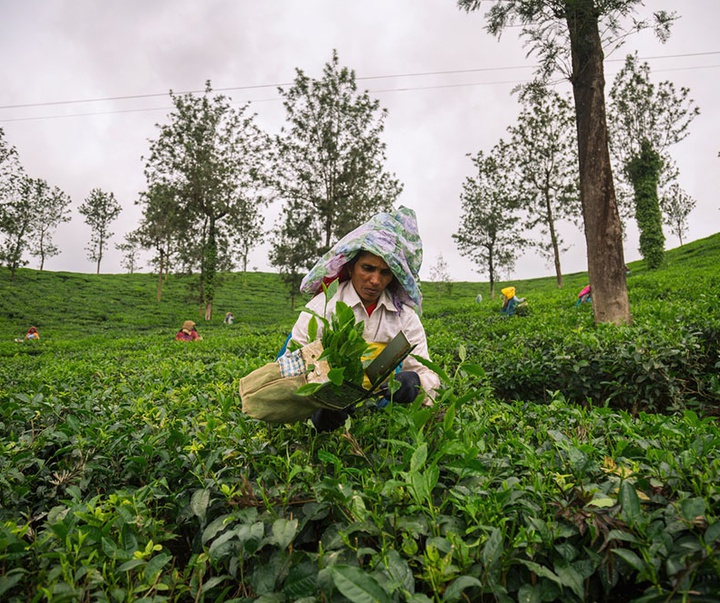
[380,371,420,404]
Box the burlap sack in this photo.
[239,340,332,423]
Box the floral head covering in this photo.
[300,206,424,312]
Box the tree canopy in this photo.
[272,50,402,273]
[79,188,122,275]
[457,0,676,324]
[454,142,526,298]
[142,82,270,318]
[507,85,580,288]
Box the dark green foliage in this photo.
[1,233,719,600]
[295,283,372,395]
[627,140,665,269]
[318,301,370,388]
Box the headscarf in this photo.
[300,206,424,312]
[182,320,196,331]
[501,287,516,300]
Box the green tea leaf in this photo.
[191,488,211,520]
[619,481,641,525]
[327,367,346,386]
[443,575,483,602]
[308,315,318,342]
[410,443,428,473]
[330,564,391,603]
[481,528,503,567]
[612,548,646,572]
[272,518,298,549]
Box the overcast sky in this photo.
[1,0,718,282]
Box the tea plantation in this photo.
[1,235,719,602]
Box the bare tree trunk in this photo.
[566,1,630,325]
[545,190,563,288]
[156,251,164,302]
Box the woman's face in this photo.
[348,252,394,307]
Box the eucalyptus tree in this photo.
[269,199,321,309]
[0,176,33,280]
[79,188,122,274]
[507,85,579,288]
[273,50,401,262]
[115,232,143,274]
[626,140,665,268]
[26,178,72,270]
[428,254,453,296]
[608,52,699,267]
[143,82,270,320]
[660,182,695,246]
[0,128,20,191]
[458,0,675,325]
[453,141,526,299]
[135,183,184,301]
[0,131,27,279]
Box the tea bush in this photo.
[1,234,719,601]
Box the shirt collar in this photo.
[341,281,397,315]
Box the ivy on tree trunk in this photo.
[627,140,664,269]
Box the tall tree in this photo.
[231,194,267,274]
[135,183,184,301]
[428,254,453,296]
[269,200,321,309]
[273,50,402,262]
[0,131,27,280]
[660,182,695,246]
[79,188,122,274]
[115,232,143,274]
[453,142,526,299]
[607,52,699,265]
[508,85,580,288]
[26,178,72,270]
[626,140,664,268]
[143,82,270,319]
[0,175,33,280]
[458,0,675,325]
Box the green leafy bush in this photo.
[1,234,720,601]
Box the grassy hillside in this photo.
[2,231,719,340]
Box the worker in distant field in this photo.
[175,320,202,341]
[15,326,40,342]
[500,286,526,317]
[283,206,440,432]
[224,311,235,325]
[575,285,592,307]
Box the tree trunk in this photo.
[545,189,563,288]
[488,248,495,299]
[202,218,217,321]
[156,251,164,302]
[566,0,630,325]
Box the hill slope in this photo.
[1,231,719,340]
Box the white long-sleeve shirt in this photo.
[290,280,440,399]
